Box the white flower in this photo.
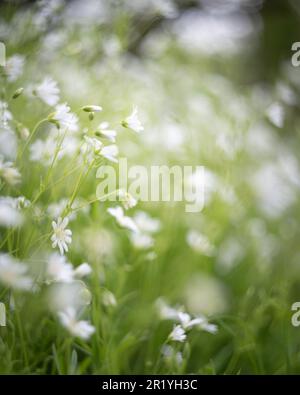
[107,206,139,233]
[83,136,103,154]
[47,253,74,283]
[0,157,21,185]
[130,233,154,249]
[102,290,117,307]
[134,211,160,233]
[0,254,33,291]
[169,325,186,342]
[178,311,217,333]
[0,101,12,124]
[50,103,78,132]
[58,307,95,340]
[74,263,92,278]
[157,299,218,335]
[34,77,60,106]
[0,197,23,227]
[100,144,119,163]
[97,122,117,142]
[5,55,24,82]
[122,107,144,133]
[266,102,284,128]
[186,230,215,256]
[29,135,58,165]
[51,217,72,255]
[118,189,137,210]
[0,126,18,159]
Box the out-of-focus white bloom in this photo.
[29,135,57,165]
[50,103,78,132]
[5,55,24,82]
[102,289,117,307]
[161,345,183,366]
[118,189,137,210]
[0,101,12,125]
[107,206,139,233]
[130,233,154,249]
[0,197,23,227]
[186,230,215,256]
[51,217,72,255]
[169,325,186,342]
[266,102,284,128]
[178,311,218,334]
[0,126,18,159]
[100,144,118,163]
[47,281,92,312]
[83,136,103,154]
[0,254,33,290]
[74,263,92,278]
[97,122,117,142]
[58,307,95,340]
[185,275,228,316]
[47,255,90,283]
[47,197,89,221]
[34,77,60,106]
[157,298,218,334]
[0,157,21,185]
[47,253,74,283]
[217,237,244,272]
[133,211,160,233]
[156,298,182,321]
[122,107,144,133]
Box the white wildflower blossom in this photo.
[58,307,95,340]
[186,230,215,256]
[5,55,24,82]
[102,289,117,307]
[130,233,154,249]
[96,122,117,142]
[107,206,139,233]
[122,107,144,133]
[133,211,160,233]
[266,102,284,128]
[0,156,21,185]
[0,126,18,159]
[51,217,72,255]
[169,325,186,342]
[50,103,78,132]
[83,136,103,154]
[0,197,23,227]
[0,253,33,291]
[118,189,137,210]
[34,77,60,106]
[74,262,92,278]
[100,144,119,163]
[0,101,13,125]
[47,253,74,283]
[157,299,218,335]
[29,135,58,165]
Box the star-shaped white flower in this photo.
[107,206,139,233]
[122,107,144,133]
[58,307,95,340]
[169,325,186,342]
[51,217,72,255]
